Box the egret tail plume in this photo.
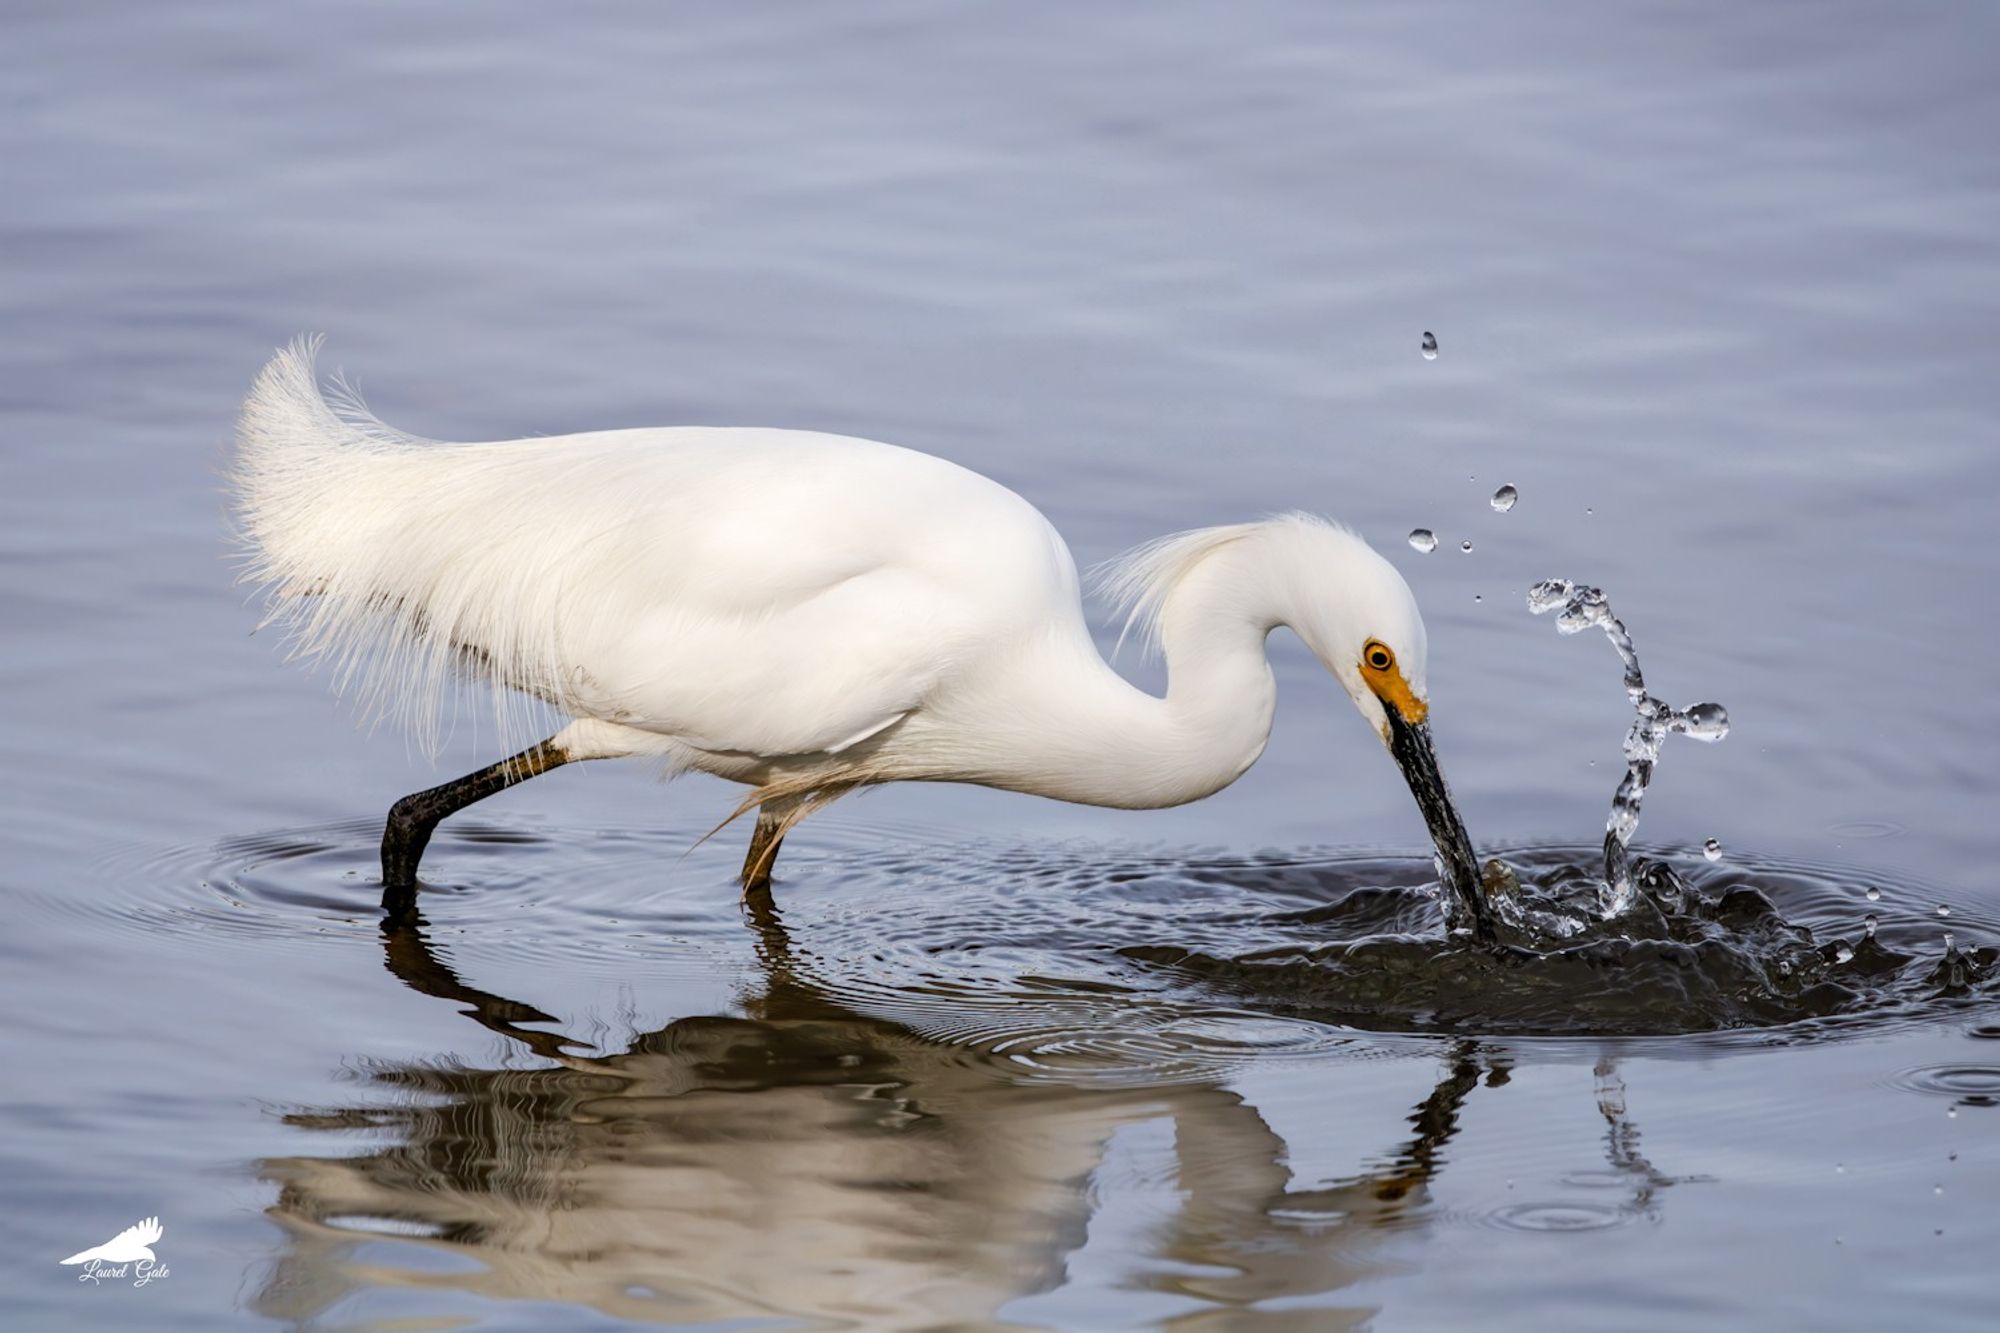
[230,338,608,757]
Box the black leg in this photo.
[380,738,568,908]
[740,806,785,896]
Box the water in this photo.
[1409,527,1439,553]
[1491,483,1519,512]
[6,4,2000,1329]
[1529,579,1731,917]
[1421,330,1440,360]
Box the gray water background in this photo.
[3,2,1998,1328]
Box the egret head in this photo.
[1099,514,1487,931]
[1288,524,1486,931]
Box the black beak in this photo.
[1385,708,1491,938]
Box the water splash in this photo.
[1528,579,1730,918]
[1408,528,1438,553]
[1491,484,1518,512]
[1421,331,1439,360]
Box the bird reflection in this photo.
[253,896,1680,1328]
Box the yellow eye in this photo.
[1363,640,1395,672]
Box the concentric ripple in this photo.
[75,818,751,971]
[1886,1065,2000,1103]
[802,842,1998,1044]
[1479,1200,1641,1233]
[65,824,2000,1052]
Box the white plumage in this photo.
[232,338,1484,924]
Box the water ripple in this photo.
[63,826,2000,1049]
[1479,1200,1642,1233]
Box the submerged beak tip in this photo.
[1382,706,1488,931]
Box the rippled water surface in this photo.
[6,4,2000,1329]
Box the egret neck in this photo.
[956,526,1486,933]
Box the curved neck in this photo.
[980,547,1282,809]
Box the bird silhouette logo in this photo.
[59,1216,164,1264]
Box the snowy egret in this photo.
[232,340,1488,932]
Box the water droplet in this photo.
[1683,702,1730,742]
[1949,1105,1959,1118]
[1835,1163,1846,1174]
[1834,942,1854,964]
[1421,331,1439,360]
[1702,838,1722,861]
[1460,540,1473,553]
[1864,913,1879,938]
[1408,528,1438,553]
[1934,1184,1944,1195]
[1943,931,1956,951]
[1473,594,1483,603]
[1866,886,1882,903]
[1585,507,1594,516]
[1937,904,1952,918]
[1490,484,1519,513]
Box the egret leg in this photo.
[380,738,569,908]
[740,806,785,897]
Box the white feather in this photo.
[1092,513,1374,662]
[230,342,1434,828]
[230,339,1070,764]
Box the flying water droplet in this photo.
[1937,904,1952,918]
[1682,703,1730,742]
[1864,913,1879,938]
[1473,594,1483,603]
[1834,942,1854,964]
[1491,484,1519,512]
[1702,838,1722,861]
[1527,579,1572,615]
[1408,528,1438,553]
[1460,540,1474,553]
[1866,886,1882,903]
[1421,331,1439,360]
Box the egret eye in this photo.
[1363,641,1395,672]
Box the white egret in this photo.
[232,340,1488,932]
